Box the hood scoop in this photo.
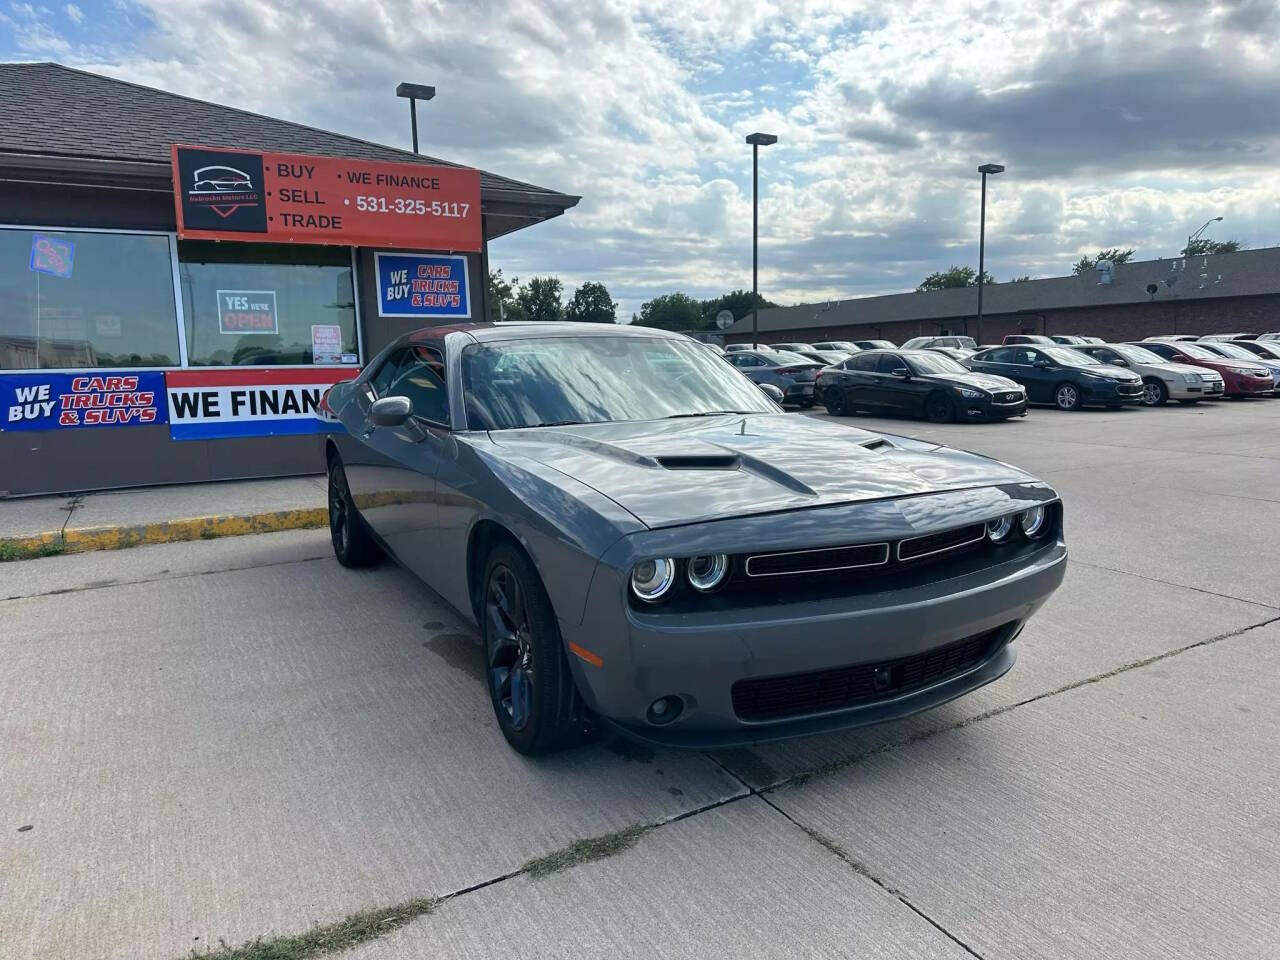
[861,437,894,451]
[656,454,740,470]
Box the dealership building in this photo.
[0,62,577,497]
[723,247,1280,347]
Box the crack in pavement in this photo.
[1070,557,1280,611]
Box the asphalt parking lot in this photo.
[2,399,1278,959]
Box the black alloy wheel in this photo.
[924,391,955,423]
[481,542,585,754]
[824,387,848,416]
[327,455,381,568]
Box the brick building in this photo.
[722,248,1280,347]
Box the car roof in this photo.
[406,321,688,344]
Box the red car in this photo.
[1132,341,1274,397]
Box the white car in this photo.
[1078,343,1224,405]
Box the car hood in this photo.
[1079,363,1142,381]
[916,371,1021,392]
[488,414,1036,529]
[1153,362,1218,378]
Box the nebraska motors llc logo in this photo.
[176,147,268,233]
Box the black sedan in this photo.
[724,349,823,407]
[969,344,1144,410]
[323,323,1066,754]
[819,349,1026,422]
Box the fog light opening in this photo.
[646,696,684,726]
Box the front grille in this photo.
[745,542,889,577]
[1117,382,1142,395]
[731,626,1008,723]
[897,523,986,561]
[994,392,1022,403]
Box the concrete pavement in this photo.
[2,400,1278,959]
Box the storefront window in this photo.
[178,241,357,366]
[0,228,180,369]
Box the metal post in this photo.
[751,142,759,349]
[409,98,419,154]
[976,171,987,346]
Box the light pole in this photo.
[395,81,436,154]
[746,132,778,348]
[975,162,1004,346]
[1186,216,1223,256]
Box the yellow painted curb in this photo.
[0,508,327,559]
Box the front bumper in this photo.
[561,489,1067,748]
[1081,380,1143,405]
[960,391,1027,420]
[1224,373,1274,395]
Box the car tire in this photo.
[1142,378,1169,406]
[824,388,848,416]
[1054,382,1083,411]
[481,541,586,756]
[924,391,955,423]
[328,454,382,568]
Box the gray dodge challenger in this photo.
[324,322,1066,754]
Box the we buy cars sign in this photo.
[172,144,482,252]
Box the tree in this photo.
[916,266,995,292]
[515,276,563,323]
[636,292,703,331]
[564,281,618,323]
[1072,248,1135,275]
[486,269,525,322]
[1182,238,1246,256]
[700,290,776,328]
[1009,275,1033,283]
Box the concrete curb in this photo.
[0,508,327,559]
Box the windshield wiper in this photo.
[665,410,755,419]
[526,419,587,428]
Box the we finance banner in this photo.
[165,368,356,441]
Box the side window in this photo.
[876,353,904,373]
[370,348,408,397]
[850,353,877,371]
[1145,344,1171,359]
[385,345,449,425]
[1013,348,1038,365]
[980,347,1010,363]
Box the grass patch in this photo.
[0,537,66,563]
[189,896,437,960]
[522,823,652,879]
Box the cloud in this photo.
[2,0,1278,319]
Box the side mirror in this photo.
[1111,358,1128,366]
[369,395,412,427]
[892,367,911,379]
[758,383,785,403]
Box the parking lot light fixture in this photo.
[1187,216,1223,256]
[975,162,1004,345]
[747,132,778,348]
[395,81,436,154]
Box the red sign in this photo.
[172,144,482,252]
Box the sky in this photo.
[3,0,1278,320]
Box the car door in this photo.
[875,352,927,415]
[1015,347,1057,403]
[971,346,1015,383]
[838,352,879,410]
[354,342,452,580]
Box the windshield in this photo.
[1044,346,1101,366]
[461,336,776,430]
[1205,342,1258,360]
[1111,344,1165,365]
[1250,342,1280,359]
[768,351,816,366]
[906,352,968,375]
[1175,343,1216,360]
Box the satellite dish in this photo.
[715,309,734,330]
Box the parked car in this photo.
[724,343,755,352]
[1194,341,1280,390]
[769,342,816,353]
[1258,333,1280,341]
[1001,334,1056,345]
[1076,343,1224,405]
[852,339,896,350]
[324,322,1066,753]
[724,349,824,407]
[1198,333,1258,342]
[901,335,978,351]
[1076,336,1105,344]
[1049,335,1086,345]
[701,342,726,354]
[812,340,862,352]
[970,344,1143,410]
[1143,335,1201,342]
[819,349,1025,422]
[1130,340,1275,397]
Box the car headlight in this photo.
[1199,373,1220,382]
[1230,367,1255,376]
[631,558,675,602]
[1020,506,1047,538]
[1181,372,1201,383]
[986,514,1015,543]
[687,554,728,592]
[957,387,985,399]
